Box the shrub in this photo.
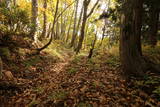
[0,3,30,34]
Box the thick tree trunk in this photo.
[0,57,3,79]
[149,6,159,47]
[120,0,146,77]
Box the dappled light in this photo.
[0,0,160,106]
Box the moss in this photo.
[48,90,68,101]
[68,68,78,74]
[0,47,11,59]
[23,56,41,68]
[77,102,92,107]
[28,100,39,107]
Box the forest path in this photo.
[1,51,158,107]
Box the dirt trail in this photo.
[1,52,159,107]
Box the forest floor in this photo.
[0,46,160,107]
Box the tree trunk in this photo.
[149,6,159,47]
[70,0,79,47]
[76,6,87,53]
[83,22,89,50]
[31,0,38,41]
[88,31,97,58]
[41,0,47,39]
[6,0,11,7]
[55,21,60,40]
[75,0,89,54]
[120,0,146,77]
[73,5,83,48]
[13,0,16,6]
[0,57,3,79]
[66,9,74,43]
[99,22,106,47]
[51,0,59,39]
[60,1,67,41]
[76,0,99,54]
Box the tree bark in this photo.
[55,21,60,40]
[120,0,146,77]
[41,0,47,39]
[0,57,3,79]
[88,31,97,58]
[99,21,106,47]
[6,0,11,8]
[13,0,16,6]
[51,0,59,39]
[70,0,79,47]
[31,0,38,41]
[73,5,84,48]
[76,2,88,54]
[76,0,99,54]
[149,6,159,47]
[66,9,75,43]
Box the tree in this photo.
[31,0,38,41]
[35,0,75,53]
[41,0,47,39]
[88,30,97,58]
[120,0,146,77]
[70,0,79,47]
[99,20,107,47]
[13,0,16,6]
[76,0,99,54]
[0,57,3,79]
[66,9,75,43]
[148,1,160,47]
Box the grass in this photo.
[44,41,74,61]
[23,56,41,68]
[68,68,78,74]
[77,102,92,107]
[48,90,68,101]
[32,87,44,94]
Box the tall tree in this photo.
[149,3,160,47]
[41,0,47,39]
[120,0,146,77]
[73,4,84,48]
[36,0,75,53]
[76,0,99,54]
[99,20,107,47]
[51,0,60,40]
[6,0,11,8]
[66,9,75,43]
[0,57,3,79]
[70,0,79,47]
[88,30,97,58]
[31,0,38,41]
[13,0,16,6]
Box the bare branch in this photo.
[55,0,77,23]
[87,0,99,18]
